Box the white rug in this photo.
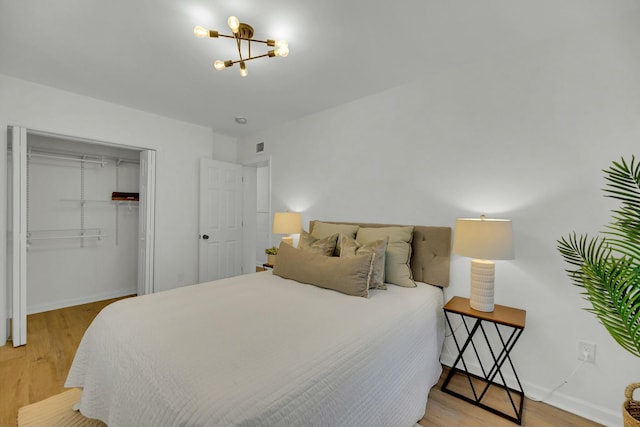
[17,389,105,427]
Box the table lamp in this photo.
[272,212,302,246]
[452,215,514,312]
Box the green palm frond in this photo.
[558,156,640,359]
[603,156,640,258]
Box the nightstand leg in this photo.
[476,323,525,419]
[443,315,484,401]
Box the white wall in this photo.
[237,14,640,427]
[0,74,235,343]
[212,132,238,164]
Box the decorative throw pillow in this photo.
[339,234,388,290]
[356,226,415,287]
[298,230,338,256]
[310,221,359,255]
[273,242,373,298]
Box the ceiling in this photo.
[1,0,639,138]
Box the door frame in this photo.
[241,157,271,274]
[242,165,258,274]
[6,126,156,346]
[9,127,27,346]
[138,150,156,296]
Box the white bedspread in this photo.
[66,272,444,427]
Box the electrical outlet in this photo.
[577,340,596,362]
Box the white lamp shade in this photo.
[453,216,514,312]
[272,212,302,235]
[452,217,514,260]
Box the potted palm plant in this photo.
[557,156,640,426]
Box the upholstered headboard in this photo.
[309,221,452,288]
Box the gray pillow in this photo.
[356,226,415,287]
[339,234,388,290]
[298,230,338,256]
[273,242,373,298]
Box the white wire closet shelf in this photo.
[27,228,107,247]
[60,199,139,207]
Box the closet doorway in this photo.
[7,127,156,347]
[241,159,271,272]
[255,163,270,266]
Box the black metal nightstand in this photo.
[442,296,527,424]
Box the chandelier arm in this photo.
[245,37,271,44]
[210,32,272,44]
[235,36,244,62]
[243,53,272,61]
[223,53,274,66]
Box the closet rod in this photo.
[117,158,140,166]
[23,147,140,165]
[28,151,108,166]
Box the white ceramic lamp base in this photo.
[281,236,293,246]
[469,259,495,312]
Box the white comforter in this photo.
[66,272,444,427]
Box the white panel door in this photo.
[10,126,27,347]
[138,150,156,295]
[199,159,243,282]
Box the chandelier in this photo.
[194,16,289,77]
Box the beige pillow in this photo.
[339,234,388,290]
[311,221,359,239]
[273,242,373,298]
[356,226,415,287]
[297,230,338,256]
[311,221,359,255]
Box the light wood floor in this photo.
[0,297,131,427]
[419,368,602,427]
[0,299,602,427]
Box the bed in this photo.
[65,221,451,427]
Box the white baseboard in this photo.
[27,288,136,315]
[439,352,620,427]
[521,378,620,427]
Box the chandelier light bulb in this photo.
[193,26,208,38]
[274,40,289,57]
[239,62,248,77]
[213,60,225,71]
[227,16,240,33]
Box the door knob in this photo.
[202,234,210,240]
